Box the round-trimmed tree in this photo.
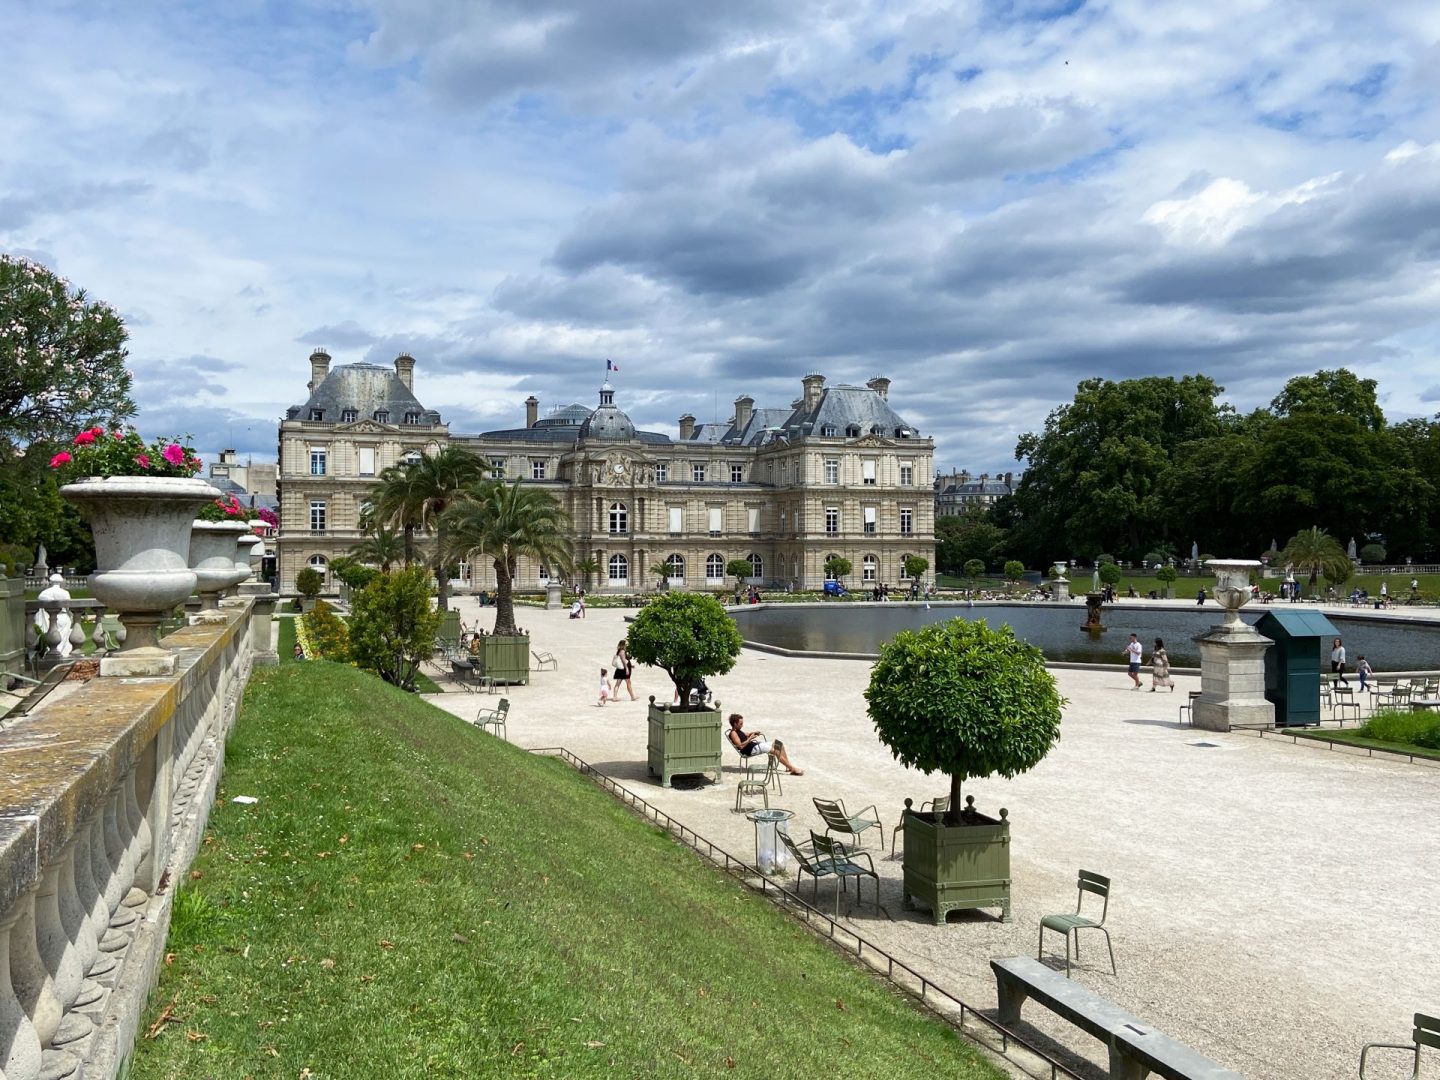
[1098,562,1122,587]
[865,618,1064,825]
[295,566,324,600]
[626,592,743,710]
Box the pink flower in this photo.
[73,430,96,445]
[136,454,151,469]
[90,425,105,435]
[112,429,124,440]
[49,451,72,468]
[162,443,186,466]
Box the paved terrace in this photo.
[426,598,1439,1080]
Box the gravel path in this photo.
[425,599,1440,1080]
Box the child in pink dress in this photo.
[598,668,612,706]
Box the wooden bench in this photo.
[991,957,1243,1080]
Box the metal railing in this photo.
[526,745,1082,1080]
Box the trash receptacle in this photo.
[1257,610,1341,727]
[747,809,795,875]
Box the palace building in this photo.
[275,350,935,595]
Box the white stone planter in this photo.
[60,476,221,675]
[189,521,254,619]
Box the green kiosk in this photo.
[1257,609,1340,728]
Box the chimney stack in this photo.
[733,395,754,432]
[866,376,890,401]
[220,448,237,464]
[394,352,416,391]
[801,373,825,411]
[525,396,539,428]
[1004,471,1013,488]
[308,347,331,392]
[678,413,696,441]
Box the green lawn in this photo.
[132,662,1002,1079]
[280,614,440,692]
[1287,728,1440,761]
[937,572,1440,601]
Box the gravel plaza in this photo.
[425,598,1440,1080]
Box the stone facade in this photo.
[276,352,935,594]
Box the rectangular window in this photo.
[862,459,876,485]
[490,458,505,479]
[825,506,839,536]
[656,461,668,482]
[309,409,323,422]
[708,507,723,536]
[824,459,839,484]
[731,463,744,483]
[864,506,877,535]
[309,449,327,476]
[309,501,326,532]
[531,459,547,480]
[900,507,913,536]
[900,461,913,486]
[692,462,706,483]
[358,447,376,476]
[747,507,760,534]
[668,507,683,534]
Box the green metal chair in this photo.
[1333,684,1361,725]
[531,650,558,671]
[1359,1013,1438,1079]
[808,831,879,916]
[474,698,510,739]
[813,797,883,850]
[734,756,780,813]
[1038,869,1116,978]
[890,796,949,856]
[1178,690,1201,726]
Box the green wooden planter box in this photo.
[480,633,530,686]
[0,577,24,688]
[902,799,1011,924]
[646,700,722,788]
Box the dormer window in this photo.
[341,408,357,423]
[374,410,390,423]
[404,411,422,424]
[821,425,837,437]
[309,409,324,421]
[846,425,861,437]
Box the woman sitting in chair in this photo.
[726,713,804,775]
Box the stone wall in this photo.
[0,600,263,1079]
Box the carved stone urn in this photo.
[188,521,254,621]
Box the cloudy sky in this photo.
[6,1,1440,474]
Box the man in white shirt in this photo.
[1124,633,1143,690]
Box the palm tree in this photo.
[650,560,671,591]
[369,446,486,609]
[1280,527,1351,586]
[574,556,601,591]
[350,524,405,573]
[442,479,574,635]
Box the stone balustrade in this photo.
[0,595,276,1078]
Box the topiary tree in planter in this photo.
[1003,560,1025,592]
[1098,562,1122,588]
[627,592,743,787]
[295,566,324,610]
[1155,564,1178,598]
[865,618,1065,922]
[963,558,985,586]
[902,554,929,585]
[726,558,753,600]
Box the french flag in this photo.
[607,358,620,373]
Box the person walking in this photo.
[1150,638,1173,692]
[1356,655,1373,692]
[1124,633,1143,690]
[1330,637,1349,686]
[611,639,637,701]
[597,668,612,706]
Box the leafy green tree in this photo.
[1003,560,1025,586]
[625,592,742,709]
[902,555,929,583]
[330,555,377,591]
[573,556,600,590]
[1279,527,1351,587]
[295,566,324,600]
[935,511,1006,574]
[347,566,442,691]
[865,619,1064,825]
[1098,563,1122,587]
[963,558,985,584]
[824,556,852,585]
[726,558,753,596]
[1156,565,1178,589]
[1359,543,1386,564]
[369,446,485,611]
[649,560,671,589]
[350,524,405,573]
[1271,368,1385,432]
[441,479,573,635]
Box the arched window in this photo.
[608,501,628,534]
[748,553,763,579]
[665,554,685,582]
[862,555,878,582]
[608,553,629,585]
[706,553,725,583]
[824,554,841,582]
[307,554,329,587]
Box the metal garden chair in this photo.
[813,797,883,850]
[734,756,781,813]
[808,832,879,916]
[1178,690,1201,726]
[890,796,949,856]
[1038,869,1117,978]
[1359,1012,1438,1079]
[474,698,510,739]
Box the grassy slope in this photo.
[279,615,440,692]
[131,662,1003,1079]
[1288,728,1440,761]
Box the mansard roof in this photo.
[782,384,919,440]
[286,363,440,424]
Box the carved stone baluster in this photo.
[120,772,150,911]
[89,607,107,653]
[65,615,85,656]
[102,792,138,933]
[8,886,61,1047]
[0,905,45,1080]
[55,846,103,1011]
[70,826,116,976]
[86,819,125,959]
[33,857,93,1054]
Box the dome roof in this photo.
[578,382,636,442]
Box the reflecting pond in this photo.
[732,602,1439,672]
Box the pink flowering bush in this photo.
[196,494,249,522]
[49,424,202,481]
